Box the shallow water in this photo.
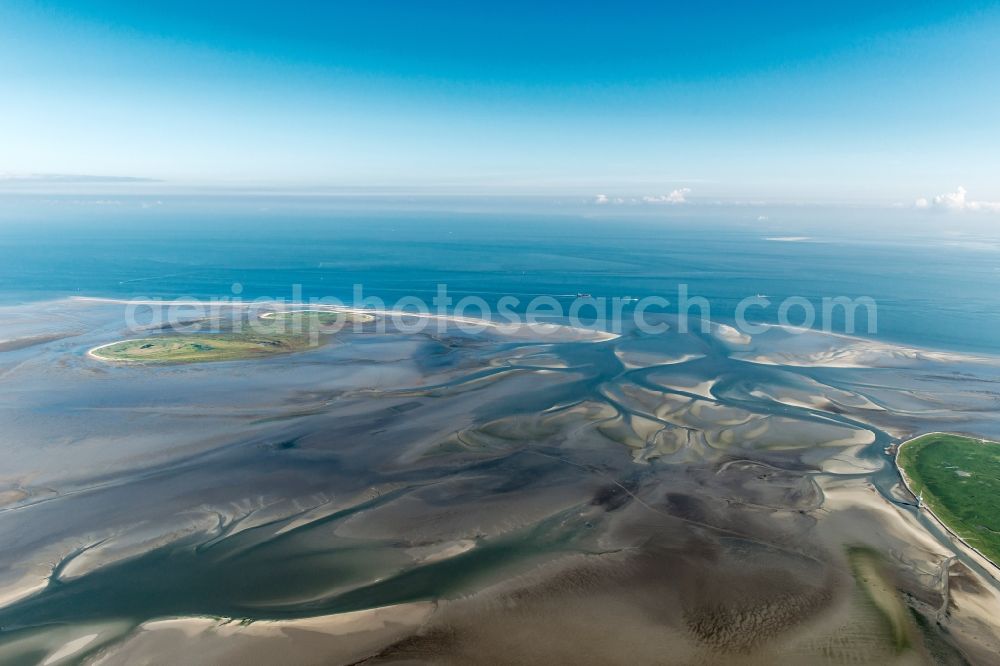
[1,295,1000,663]
[2,211,1000,353]
[2,212,1000,663]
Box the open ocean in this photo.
[2,204,998,355]
[4,201,1000,662]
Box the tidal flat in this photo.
[2,298,1000,664]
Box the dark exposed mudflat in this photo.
[1,299,1000,664]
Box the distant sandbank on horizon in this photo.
[2,218,1000,356]
[0,293,989,369]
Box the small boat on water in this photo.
[576,292,593,298]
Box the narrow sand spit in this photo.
[78,297,620,357]
[87,603,435,666]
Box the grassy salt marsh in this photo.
[897,433,1000,566]
[89,333,319,364]
[88,310,376,364]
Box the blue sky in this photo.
[2,0,999,205]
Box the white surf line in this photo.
[86,338,157,361]
[65,297,994,355]
[739,322,1000,366]
[895,432,1000,576]
[71,297,620,341]
[327,305,620,340]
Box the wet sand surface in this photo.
[1,299,1000,664]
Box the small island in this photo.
[258,309,375,329]
[88,333,317,364]
[88,309,376,364]
[896,433,1000,567]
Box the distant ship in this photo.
[576,292,592,298]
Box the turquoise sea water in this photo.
[1,203,998,354]
[3,200,1000,661]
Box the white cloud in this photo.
[935,186,968,209]
[594,188,692,206]
[915,186,1000,212]
[642,188,691,204]
[668,187,691,203]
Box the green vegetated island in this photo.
[89,310,375,364]
[896,433,1000,567]
[259,310,369,327]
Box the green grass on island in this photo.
[258,309,375,330]
[90,310,376,364]
[896,433,1000,566]
[90,333,318,364]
